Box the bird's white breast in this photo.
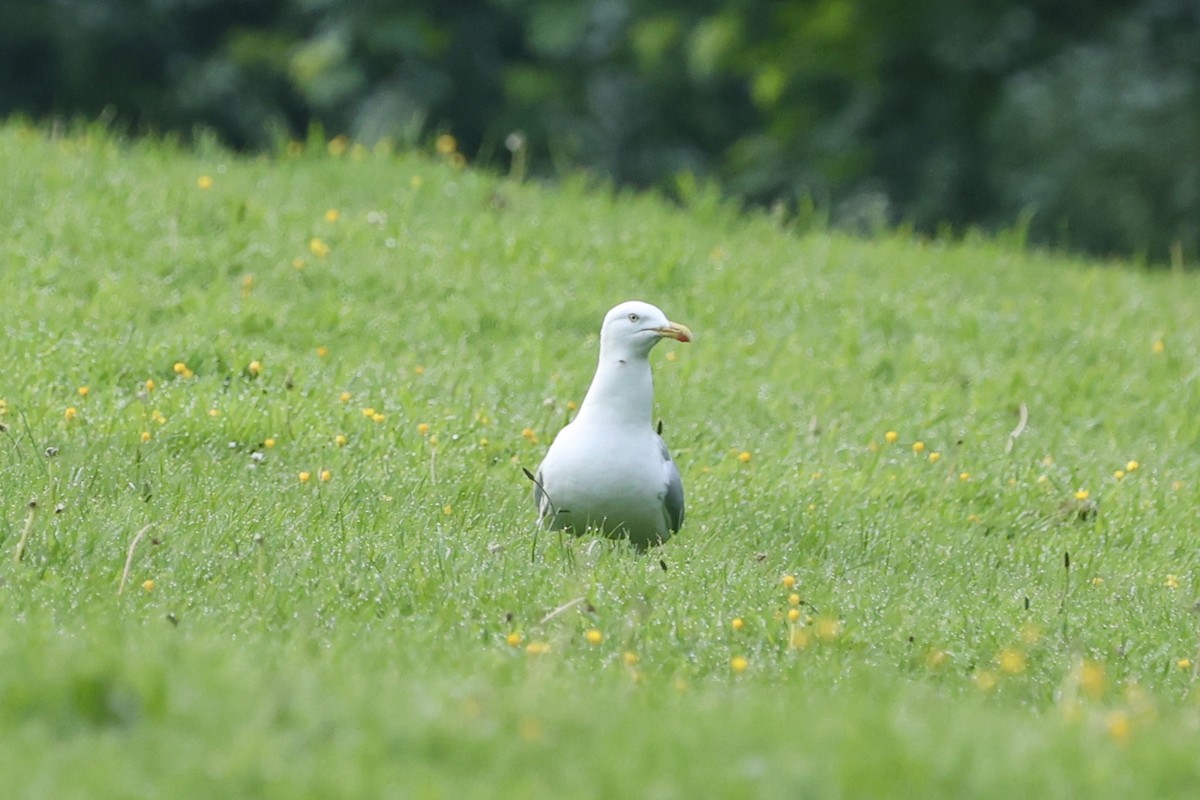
[538,420,670,541]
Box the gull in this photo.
[531,301,691,547]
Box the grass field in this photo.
[1,122,1199,798]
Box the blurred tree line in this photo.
[2,0,1197,262]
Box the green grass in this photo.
[2,121,1199,798]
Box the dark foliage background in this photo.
[2,0,1197,261]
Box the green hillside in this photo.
[1,123,1198,798]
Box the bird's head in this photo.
[599,301,692,358]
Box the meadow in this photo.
[1,122,1198,798]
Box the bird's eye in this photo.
[628,313,640,323]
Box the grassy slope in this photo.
[1,123,1199,797]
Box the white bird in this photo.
[532,301,692,548]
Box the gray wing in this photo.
[659,436,685,533]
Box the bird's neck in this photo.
[576,353,653,427]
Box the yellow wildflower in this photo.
[585,629,603,645]
[738,451,751,463]
[1152,340,1165,354]
[730,656,748,673]
[1125,460,1139,473]
[142,579,156,592]
[623,651,639,666]
[1080,660,1106,698]
[815,616,842,642]
[435,133,458,155]
[1106,711,1131,745]
[731,617,744,631]
[1166,574,1180,589]
[998,648,1026,675]
[782,574,796,589]
[884,430,898,444]
[316,346,329,358]
[339,391,352,403]
[247,360,262,377]
[327,135,348,156]
[309,238,331,258]
[64,407,78,420]
[787,593,801,607]
[77,386,89,397]
[417,423,430,436]
[974,670,998,692]
[506,632,523,647]
[144,379,156,392]
[320,470,332,483]
[324,208,340,223]
[1074,489,1089,501]
[196,175,213,189]
[264,437,276,448]
[525,641,550,655]
[928,451,941,463]
[140,431,151,443]
[298,471,311,483]
[912,441,925,454]
[335,434,348,447]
